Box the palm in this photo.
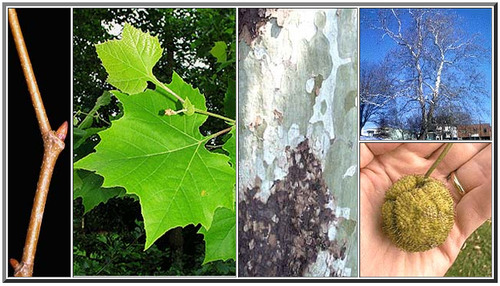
[360,143,491,277]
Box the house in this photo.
[428,125,458,140]
[457,123,491,140]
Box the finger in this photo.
[376,143,445,180]
[374,143,442,183]
[452,144,492,240]
[360,143,374,169]
[433,143,490,176]
[454,144,492,196]
[447,144,492,201]
[400,142,445,158]
[364,142,402,156]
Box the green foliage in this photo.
[73,8,236,135]
[77,91,113,130]
[73,8,236,274]
[73,202,235,276]
[209,38,236,120]
[73,221,159,276]
[198,207,236,264]
[224,78,236,119]
[183,97,196,116]
[222,127,236,168]
[96,23,163,95]
[75,20,235,267]
[210,41,227,63]
[75,85,235,249]
[74,169,125,214]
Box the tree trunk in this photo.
[238,9,358,277]
[419,106,428,140]
[168,227,184,270]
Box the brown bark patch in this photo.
[239,139,340,277]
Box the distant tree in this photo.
[359,61,393,132]
[372,9,489,139]
[406,111,423,139]
[373,98,409,140]
[432,103,473,127]
[376,116,391,139]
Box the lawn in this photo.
[445,220,492,277]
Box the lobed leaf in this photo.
[74,169,125,214]
[75,72,235,249]
[95,23,162,95]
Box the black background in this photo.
[8,8,71,277]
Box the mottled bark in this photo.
[238,9,358,277]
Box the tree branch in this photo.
[8,8,68,277]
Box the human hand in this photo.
[360,143,491,277]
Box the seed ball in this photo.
[381,175,454,252]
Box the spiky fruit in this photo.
[382,175,455,252]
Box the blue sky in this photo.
[360,8,492,127]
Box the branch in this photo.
[8,8,67,277]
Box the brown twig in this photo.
[8,8,67,277]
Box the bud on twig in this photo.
[55,121,68,141]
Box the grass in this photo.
[445,220,492,277]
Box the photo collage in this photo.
[3,2,496,282]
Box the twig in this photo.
[8,8,68,277]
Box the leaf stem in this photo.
[153,78,235,124]
[195,108,235,124]
[153,78,185,104]
[424,143,453,179]
[75,110,110,128]
[205,126,233,142]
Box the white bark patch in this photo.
[342,165,357,178]
[335,207,351,220]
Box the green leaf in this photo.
[74,169,125,214]
[95,23,162,95]
[222,127,236,168]
[198,207,236,264]
[183,97,195,116]
[73,169,83,191]
[78,91,112,129]
[73,127,105,149]
[75,72,235,249]
[209,41,227,64]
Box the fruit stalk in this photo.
[424,143,453,179]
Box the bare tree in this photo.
[433,101,473,127]
[373,97,411,140]
[406,111,423,139]
[359,61,393,132]
[374,8,488,139]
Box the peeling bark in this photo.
[238,9,358,277]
